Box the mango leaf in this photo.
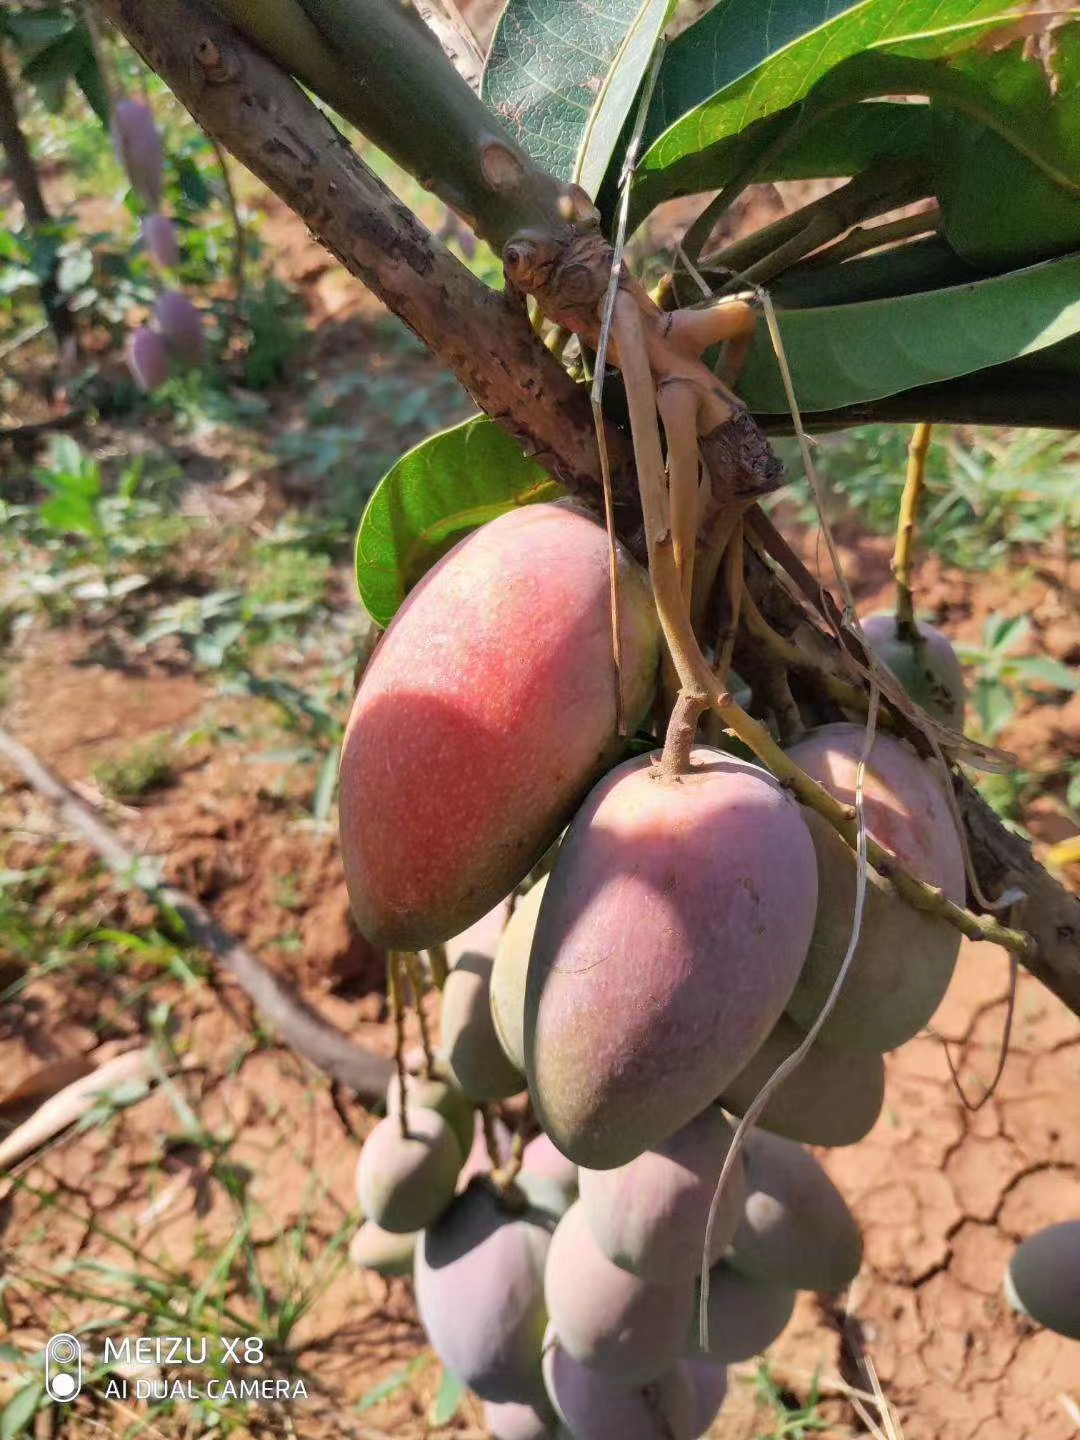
[737,252,1080,414]
[355,415,564,628]
[933,25,1080,266]
[0,1383,41,1440]
[483,0,673,196]
[631,0,1022,217]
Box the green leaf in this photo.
[483,0,673,195]
[356,1357,429,1414]
[0,1383,42,1440]
[632,0,1021,217]
[41,493,101,536]
[934,25,1080,266]
[1013,655,1080,692]
[431,1368,464,1426]
[737,252,1080,414]
[355,415,564,628]
[21,28,87,91]
[1,11,72,49]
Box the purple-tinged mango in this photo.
[141,213,180,269]
[354,1110,460,1233]
[1006,1221,1080,1340]
[578,1106,744,1283]
[126,326,169,392]
[525,749,818,1168]
[728,1131,861,1293]
[784,724,965,1051]
[542,1335,695,1440]
[721,1013,885,1147]
[415,1180,553,1405]
[154,290,207,368]
[483,1396,559,1440]
[339,504,660,949]
[544,1202,694,1384]
[111,99,164,207]
[682,1359,729,1436]
[688,1263,796,1366]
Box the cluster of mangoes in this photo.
[339,503,976,1434]
[111,99,206,391]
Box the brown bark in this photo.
[0,48,74,343]
[95,0,1080,1022]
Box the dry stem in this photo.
[0,725,393,1103]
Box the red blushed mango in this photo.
[525,749,819,1168]
[339,505,660,948]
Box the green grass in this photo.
[94,735,178,803]
[775,424,1080,571]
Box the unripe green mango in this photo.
[491,877,548,1073]
[348,1220,416,1276]
[861,612,965,729]
[339,504,660,949]
[355,1109,461,1233]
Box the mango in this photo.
[1006,1220,1080,1340]
[683,1358,729,1435]
[728,1131,861,1292]
[578,1105,744,1283]
[544,1202,694,1384]
[348,1220,416,1276]
[784,724,965,1051]
[126,327,169,392]
[385,1066,474,1160]
[861,612,965,730]
[687,1263,796,1365]
[154,291,206,368]
[525,748,818,1167]
[339,504,660,948]
[415,1179,553,1404]
[483,1397,559,1440]
[354,1109,460,1233]
[442,952,525,1100]
[542,1334,695,1440]
[492,878,548,1072]
[720,1013,885,1147]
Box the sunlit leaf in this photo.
[632,0,1023,218]
[355,415,564,628]
[738,252,1080,414]
[483,0,673,195]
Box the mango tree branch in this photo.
[98,0,638,516]
[95,0,1080,1021]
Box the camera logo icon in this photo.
[44,1334,83,1402]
